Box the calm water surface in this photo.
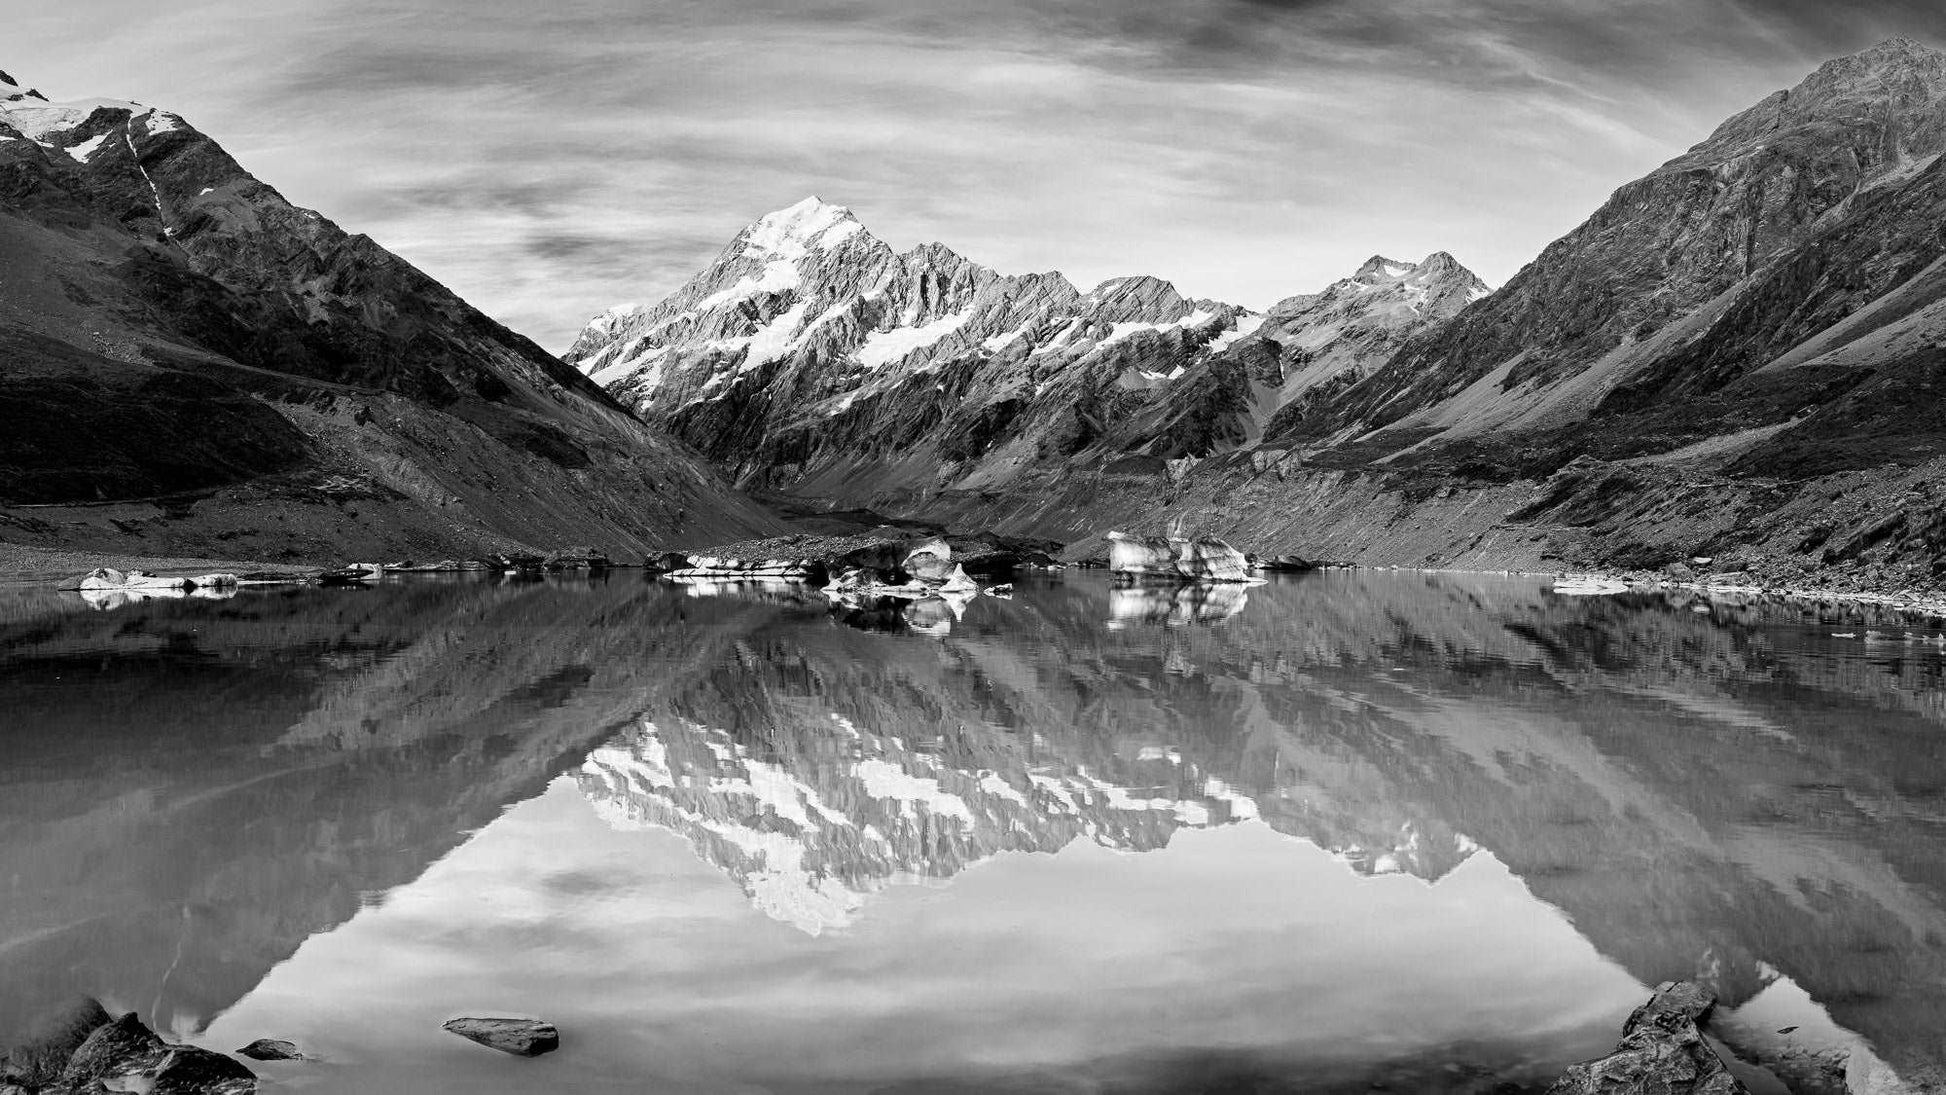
[3,570,1944,1093]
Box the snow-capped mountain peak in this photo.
[741,195,863,259]
[1341,252,1485,296]
[0,73,186,146]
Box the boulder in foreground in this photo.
[1546,981,1748,1094]
[59,1011,255,1094]
[441,1017,560,1058]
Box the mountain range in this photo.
[572,36,1946,586]
[567,197,1486,507]
[7,38,1946,581]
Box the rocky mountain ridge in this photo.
[0,67,777,563]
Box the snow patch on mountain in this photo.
[64,132,108,162]
[854,757,976,822]
[1207,314,1265,353]
[742,297,815,369]
[857,310,972,369]
[0,95,165,143]
[698,259,800,310]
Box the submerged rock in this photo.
[1106,531,1256,583]
[233,1040,304,1062]
[1546,981,1749,1094]
[441,1017,560,1058]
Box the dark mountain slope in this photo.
[0,71,779,562]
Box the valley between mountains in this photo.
[9,38,1946,591]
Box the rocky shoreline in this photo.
[2,983,1908,1093]
[17,532,1946,629]
[1534,566,1946,625]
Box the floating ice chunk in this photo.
[1551,575,1631,596]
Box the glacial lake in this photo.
[3,569,1944,1093]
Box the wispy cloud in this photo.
[13,0,1946,350]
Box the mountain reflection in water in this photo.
[2,570,1943,1092]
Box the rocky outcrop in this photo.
[0,67,777,563]
[1546,982,1748,1094]
[0,1008,256,1095]
[441,1018,559,1058]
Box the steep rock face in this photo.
[0,69,778,560]
[571,198,1481,506]
[1302,36,1946,442]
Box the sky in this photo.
[13,1,1946,352]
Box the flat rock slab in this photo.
[441,1018,560,1058]
[234,1039,304,1062]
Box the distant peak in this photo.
[1860,35,1938,58]
[757,195,855,226]
[904,240,963,260]
[1809,34,1946,82]
[0,68,47,103]
[1417,251,1473,276]
[1353,255,1413,280]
